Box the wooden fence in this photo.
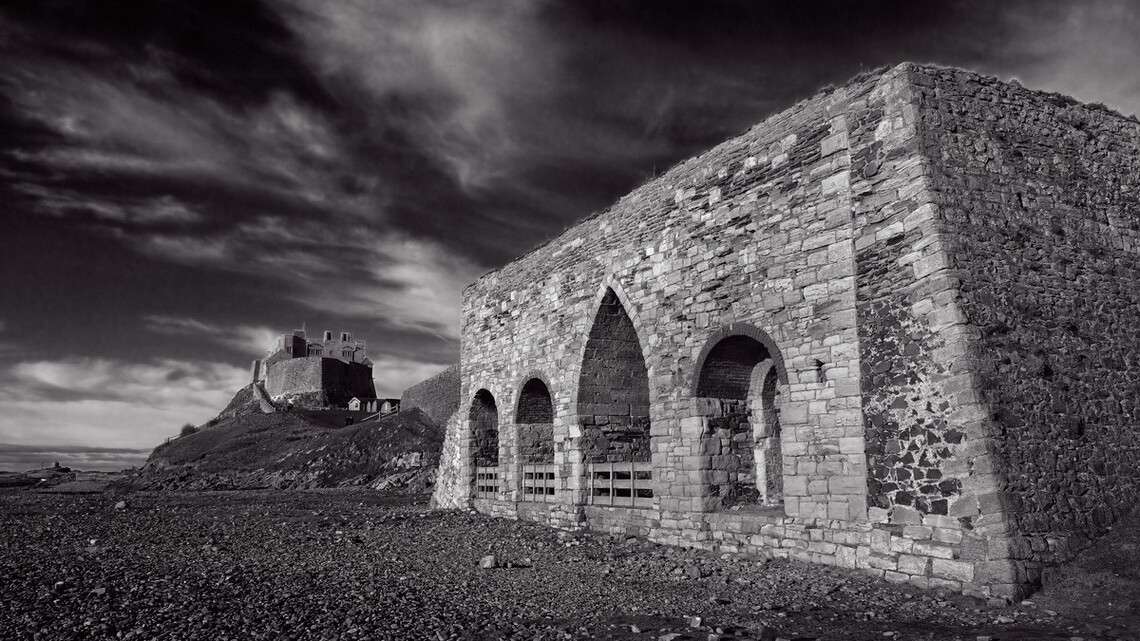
[587,462,653,508]
[520,464,558,502]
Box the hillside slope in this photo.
[122,388,444,493]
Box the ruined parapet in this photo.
[251,382,276,414]
[432,62,1140,599]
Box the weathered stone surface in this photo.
[432,62,1140,599]
[401,364,460,428]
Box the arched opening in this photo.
[578,288,653,507]
[695,333,784,508]
[469,389,499,499]
[517,378,556,502]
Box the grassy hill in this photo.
[121,386,445,493]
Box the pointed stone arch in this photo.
[577,286,652,465]
[565,274,655,414]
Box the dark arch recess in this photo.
[517,377,554,424]
[693,322,787,397]
[469,388,499,467]
[517,376,555,465]
[577,288,652,464]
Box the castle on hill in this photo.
[251,328,377,409]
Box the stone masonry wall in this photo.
[444,68,885,530]
[264,357,374,408]
[428,63,1136,599]
[845,65,1015,596]
[914,67,1140,584]
[266,357,326,403]
[401,364,460,428]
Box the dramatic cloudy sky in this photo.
[2,0,1138,471]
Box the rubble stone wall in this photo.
[915,67,1140,583]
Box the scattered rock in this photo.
[114,500,128,510]
[0,490,1118,641]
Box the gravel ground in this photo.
[1,490,1134,641]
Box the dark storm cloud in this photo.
[258,0,1042,264]
[2,0,1139,453]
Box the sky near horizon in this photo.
[2,0,1139,472]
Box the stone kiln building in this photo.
[432,64,1140,600]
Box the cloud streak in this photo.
[0,357,249,451]
[2,35,387,223]
[127,219,481,340]
[989,1,1140,117]
[144,316,279,356]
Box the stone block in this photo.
[932,528,964,545]
[911,541,955,559]
[820,131,849,157]
[784,475,808,497]
[821,171,850,196]
[897,554,930,576]
[838,437,864,454]
[869,529,892,555]
[932,558,975,583]
[835,545,857,568]
[889,537,914,554]
[902,525,933,540]
[827,476,865,494]
[865,553,897,571]
[884,570,909,584]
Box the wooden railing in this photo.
[520,464,558,502]
[587,462,653,508]
[474,467,499,499]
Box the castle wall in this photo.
[265,357,375,408]
[401,364,460,428]
[266,357,326,398]
[914,67,1140,585]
